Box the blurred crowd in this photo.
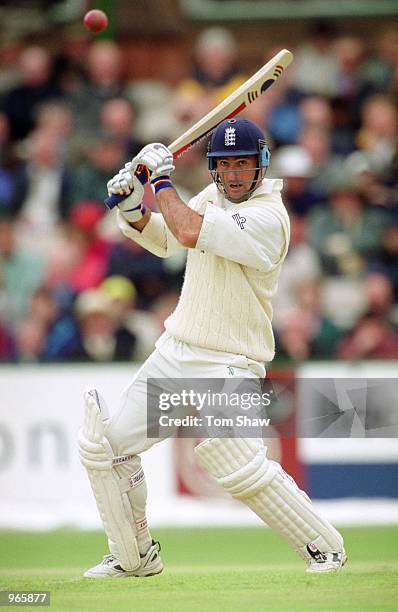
[0,21,397,364]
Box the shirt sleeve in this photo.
[116,191,202,258]
[195,202,286,271]
[117,210,183,258]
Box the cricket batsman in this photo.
[78,118,347,577]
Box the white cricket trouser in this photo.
[105,331,266,456]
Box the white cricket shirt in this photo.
[117,178,290,362]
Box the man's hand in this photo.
[107,162,146,223]
[107,161,142,195]
[133,143,175,179]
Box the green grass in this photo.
[0,527,397,611]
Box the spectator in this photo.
[337,314,398,360]
[356,94,398,178]
[368,221,398,301]
[269,145,324,216]
[2,46,60,142]
[26,285,80,362]
[34,100,74,155]
[100,97,143,160]
[344,151,394,209]
[338,273,398,359]
[0,215,44,323]
[15,315,48,363]
[15,128,73,252]
[0,317,15,361]
[178,27,246,110]
[67,133,126,207]
[299,96,333,132]
[192,27,244,90]
[272,214,321,331]
[329,96,357,155]
[298,125,346,197]
[45,199,111,296]
[362,272,395,320]
[167,87,210,195]
[71,287,137,362]
[0,112,28,216]
[15,285,73,363]
[334,36,367,103]
[100,275,159,361]
[168,84,212,143]
[107,235,184,310]
[361,27,398,94]
[276,279,343,361]
[291,21,339,97]
[66,40,127,136]
[308,184,387,276]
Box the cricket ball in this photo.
[83,9,108,34]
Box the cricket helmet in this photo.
[207,118,270,170]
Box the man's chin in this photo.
[225,187,247,203]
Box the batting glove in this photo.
[133,143,175,179]
[107,163,147,223]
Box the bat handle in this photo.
[104,193,126,209]
[104,167,149,210]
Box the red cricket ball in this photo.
[83,9,108,34]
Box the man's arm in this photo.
[131,142,203,247]
[115,182,203,246]
[127,208,151,232]
[154,187,203,247]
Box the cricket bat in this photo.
[105,48,293,209]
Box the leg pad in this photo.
[78,389,141,571]
[195,438,344,561]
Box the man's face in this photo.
[215,155,258,202]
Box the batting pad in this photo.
[78,389,140,571]
[195,438,344,561]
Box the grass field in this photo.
[1,526,397,611]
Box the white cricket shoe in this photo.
[305,545,347,573]
[83,540,163,578]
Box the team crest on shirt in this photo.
[232,212,247,229]
[225,127,236,146]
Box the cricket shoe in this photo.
[83,540,163,578]
[305,544,347,573]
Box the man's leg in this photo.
[78,388,142,575]
[195,437,346,573]
[78,342,177,578]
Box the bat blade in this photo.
[105,48,293,209]
[169,49,293,159]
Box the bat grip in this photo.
[104,193,127,209]
[104,168,149,210]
